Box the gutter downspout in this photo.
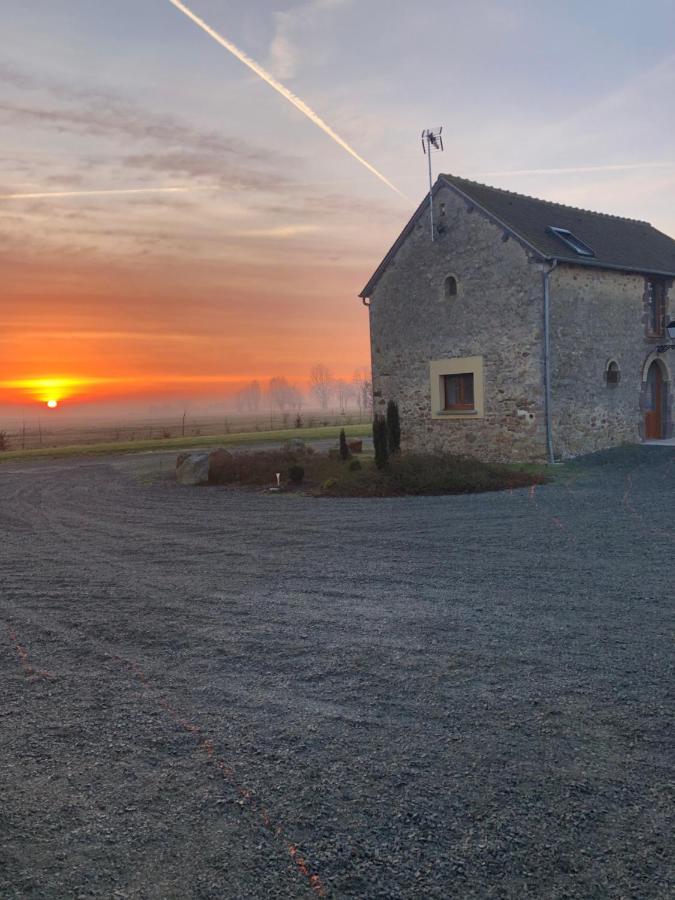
[543,260,558,464]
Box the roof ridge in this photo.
[440,173,651,226]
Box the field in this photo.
[0,423,370,464]
[1,444,673,898]
[0,411,370,454]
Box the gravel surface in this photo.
[1,444,673,899]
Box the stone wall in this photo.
[549,265,674,456]
[368,184,548,463]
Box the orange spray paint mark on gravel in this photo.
[110,654,326,897]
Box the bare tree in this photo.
[309,364,333,411]
[268,377,295,413]
[269,377,304,428]
[289,385,304,413]
[334,379,354,415]
[352,367,372,417]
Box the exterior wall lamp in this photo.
[657,321,675,353]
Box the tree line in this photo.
[233,365,372,417]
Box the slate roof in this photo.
[360,174,675,297]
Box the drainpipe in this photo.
[543,260,558,464]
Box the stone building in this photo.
[360,175,675,462]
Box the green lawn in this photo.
[0,424,371,464]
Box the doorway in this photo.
[644,361,666,439]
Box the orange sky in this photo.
[1,212,387,412]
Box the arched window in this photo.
[443,275,458,299]
[605,360,620,386]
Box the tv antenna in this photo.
[421,127,444,241]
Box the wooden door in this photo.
[645,362,664,439]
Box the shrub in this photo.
[349,458,361,471]
[208,449,237,484]
[289,464,304,484]
[372,414,388,470]
[322,477,338,491]
[339,428,350,461]
[386,400,401,454]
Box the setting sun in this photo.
[46,400,58,409]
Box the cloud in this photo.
[268,0,354,78]
[231,224,320,239]
[0,186,200,200]
[0,98,284,164]
[472,162,675,179]
[121,150,294,194]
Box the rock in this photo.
[176,452,209,485]
[284,438,306,454]
[208,448,236,484]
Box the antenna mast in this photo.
[421,127,444,241]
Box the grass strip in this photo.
[0,424,370,464]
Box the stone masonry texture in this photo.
[368,185,548,463]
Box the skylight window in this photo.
[547,226,595,257]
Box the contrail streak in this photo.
[167,0,406,200]
[0,187,196,200]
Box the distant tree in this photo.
[352,367,372,417]
[386,400,401,454]
[339,428,350,461]
[0,430,8,452]
[310,364,333,411]
[268,376,295,414]
[334,379,354,415]
[372,414,388,470]
[235,380,262,413]
[288,385,304,414]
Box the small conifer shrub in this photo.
[373,414,389,470]
[386,400,401,454]
[339,428,350,461]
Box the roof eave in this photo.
[358,188,439,298]
[358,175,675,298]
[547,255,675,278]
[438,175,548,262]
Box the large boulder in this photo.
[208,448,237,484]
[176,452,209,485]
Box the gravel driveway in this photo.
[1,445,673,899]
